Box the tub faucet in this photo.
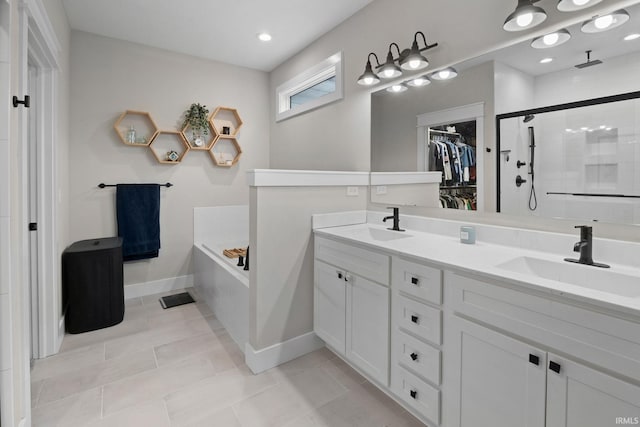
[564,225,609,268]
[383,207,405,232]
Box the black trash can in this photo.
[62,237,124,334]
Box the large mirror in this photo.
[370,1,640,227]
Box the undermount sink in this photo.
[496,256,640,298]
[350,226,413,242]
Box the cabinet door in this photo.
[346,273,390,386]
[451,317,546,427]
[314,261,346,355]
[546,354,640,427]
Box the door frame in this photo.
[17,0,62,361]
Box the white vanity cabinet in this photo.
[447,271,640,427]
[314,236,390,386]
[390,256,443,425]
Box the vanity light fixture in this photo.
[407,75,431,87]
[379,43,403,79]
[624,33,640,41]
[503,0,547,32]
[399,31,434,71]
[531,29,571,48]
[557,0,602,12]
[356,31,438,86]
[581,9,629,33]
[386,83,408,93]
[540,57,554,63]
[357,53,381,86]
[430,67,458,80]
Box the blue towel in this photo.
[116,184,161,261]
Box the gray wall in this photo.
[69,31,270,287]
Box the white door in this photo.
[314,261,346,354]
[546,354,640,427]
[346,273,389,386]
[27,65,40,361]
[452,317,547,427]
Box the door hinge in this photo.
[13,95,31,108]
[29,222,37,231]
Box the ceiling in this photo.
[61,0,374,72]
[460,2,640,76]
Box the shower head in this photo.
[575,50,602,69]
[523,114,535,123]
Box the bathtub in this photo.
[193,205,249,351]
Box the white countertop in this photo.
[314,223,640,318]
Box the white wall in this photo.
[68,31,270,288]
[249,186,367,350]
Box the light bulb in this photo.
[438,70,451,79]
[407,59,421,69]
[543,33,559,45]
[594,14,613,29]
[573,0,589,5]
[363,77,374,85]
[517,12,533,27]
[412,78,428,86]
[386,84,407,93]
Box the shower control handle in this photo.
[516,175,527,187]
[517,160,527,168]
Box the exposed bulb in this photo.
[517,12,533,27]
[543,33,559,45]
[362,76,375,85]
[438,70,451,79]
[594,14,614,29]
[407,59,421,69]
[411,77,429,86]
[386,84,407,93]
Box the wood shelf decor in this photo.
[113,110,159,147]
[181,121,217,151]
[148,130,190,164]
[209,137,242,167]
[209,106,243,138]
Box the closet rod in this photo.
[428,129,461,137]
[98,182,173,188]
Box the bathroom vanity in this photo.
[313,215,640,427]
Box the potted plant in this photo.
[182,103,209,147]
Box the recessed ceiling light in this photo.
[257,33,272,42]
[624,33,640,41]
[540,57,553,64]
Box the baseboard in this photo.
[244,332,325,374]
[124,275,194,300]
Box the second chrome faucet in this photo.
[383,207,405,232]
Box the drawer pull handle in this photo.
[410,352,418,361]
[549,361,561,374]
[410,389,418,399]
[410,315,419,324]
[529,354,539,366]
[411,277,419,285]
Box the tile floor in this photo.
[31,288,426,427]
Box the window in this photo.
[276,52,343,122]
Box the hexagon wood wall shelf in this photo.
[113,110,159,146]
[149,130,190,164]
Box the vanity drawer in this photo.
[394,293,441,345]
[393,257,442,305]
[315,237,389,286]
[392,364,441,425]
[393,328,441,385]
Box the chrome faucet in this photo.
[383,207,405,232]
[564,225,609,268]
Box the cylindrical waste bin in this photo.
[62,237,124,334]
